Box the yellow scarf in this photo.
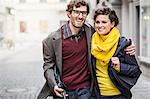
[91,27,120,66]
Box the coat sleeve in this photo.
[42,35,57,93]
[118,50,141,78]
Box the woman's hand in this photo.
[111,57,120,72]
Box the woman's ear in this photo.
[111,21,115,28]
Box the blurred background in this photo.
[0,0,150,99]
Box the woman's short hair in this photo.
[94,7,119,27]
[66,0,90,15]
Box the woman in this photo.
[91,7,141,99]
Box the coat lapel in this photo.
[52,28,62,76]
[84,25,92,71]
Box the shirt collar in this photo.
[62,21,84,40]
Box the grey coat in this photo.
[37,23,95,99]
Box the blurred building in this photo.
[14,0,68,34]
[0,0,70,48]
[11,0,97,34]
[139,0,150,76]
[0,0,15,40]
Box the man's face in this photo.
[68,6,88,28]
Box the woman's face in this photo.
[95,15,114,35]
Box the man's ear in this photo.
[67,12,71,18]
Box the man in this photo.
[37,0,135,99]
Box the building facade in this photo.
[13,0,68,36]
[139,0,150,76]
[0,0,16,48]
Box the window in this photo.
[0,21,3,33]
[0,21,4,42]
[39,20,48,33]
[97,0,99,4]
[40,0,46,3]
[60,0,66,2]
[19,0,26,3]
[141,0,150,59]
[20,21,27,33]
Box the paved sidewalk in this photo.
[0,74,150,99]
[0,38,44,99]
[0,40,38,61]
[131,74,150,99]
[0,87,40,99]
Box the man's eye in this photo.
[75,11,80,14]
[82,11,87,15]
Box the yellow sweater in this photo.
[96,61,121,96]
[91,27,121,96]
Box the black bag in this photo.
[108,64,141,91]
[108,63,141,99]
[108,37,142,99]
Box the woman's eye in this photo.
[96,21,100,24]
[102,21,107,23]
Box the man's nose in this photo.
[78,13,84,18]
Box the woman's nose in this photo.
[97,23,103,27]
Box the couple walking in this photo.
[38,0,141,99]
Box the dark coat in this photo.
[37,23,96,99]
[92,37,142,99]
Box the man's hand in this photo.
[54,85,64,97]
[124,44,136,55]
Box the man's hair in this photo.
[94,7,119,27]
[66,0,90,14]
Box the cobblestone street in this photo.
[0,36,46,99]
[131,74,150,99]
[0,74,150,99]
